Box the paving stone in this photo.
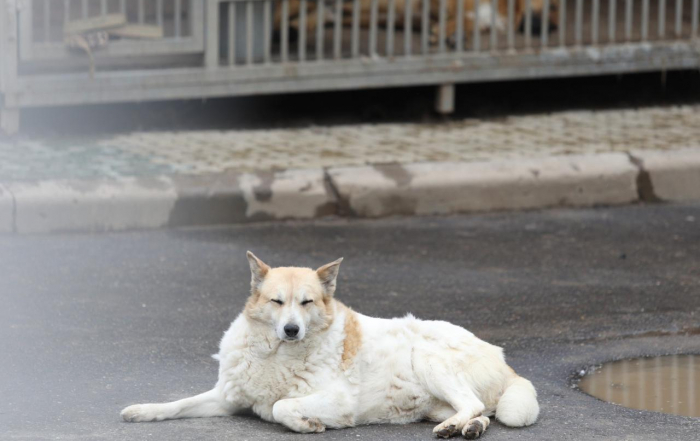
[2,106,700,182]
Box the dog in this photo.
[275,0,558,46]
[121,252,539,439]
[516,0,560,34]
[441,0,560,44]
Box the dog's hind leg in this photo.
[429,385,487,439]
[415,357,487,438]
[121,388,237,422]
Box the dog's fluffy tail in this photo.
[495,375,539,427]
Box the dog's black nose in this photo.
[284,324,299,338]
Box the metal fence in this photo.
[2,0,699,133]
[18,0,204,61]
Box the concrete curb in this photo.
[1,150,699,234]
[630,148,700,202]
[0,183,13,233]
[5,177,178,234]
[166,169,334,228]
[328,153,639,217]
[1,168,334,234]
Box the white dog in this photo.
[121,252,539,439]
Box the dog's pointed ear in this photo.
[247,251,270,291]
[316,258,343,297]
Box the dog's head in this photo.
[518,0,560,33]
[243,251,342,343]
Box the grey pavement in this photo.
[1,203,699,440]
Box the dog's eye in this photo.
[301,299,313,306]
[271,299,283,305]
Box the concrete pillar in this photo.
[435,83,455,115]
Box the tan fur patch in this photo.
[339,303,362,370]
[309,295,331,331]
[243,289,263,321]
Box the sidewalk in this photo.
[2,105,700,233]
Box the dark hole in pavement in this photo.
[578,355,699,418]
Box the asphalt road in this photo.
[1,204,699,440]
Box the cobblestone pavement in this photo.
[2,105,699,182]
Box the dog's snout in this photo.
[284,324,300,338]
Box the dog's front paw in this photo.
[433,416,466,438]
[434,424,460,439]
[300,416,326,433]
[120,404,161,422]
[272,400,326,433]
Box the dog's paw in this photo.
[120,404,161,422]
[433,416,466,438]
[462,416,490,439]
[300,416,326,433]
[272,400,326,433]
[434,424,460,438]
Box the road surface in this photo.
[1,203,699,440]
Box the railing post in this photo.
[1,0,20,135]
[205,0,220,69]
[435,83,455,115]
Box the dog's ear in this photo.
[247,251,270,291]
[316,258,343,297]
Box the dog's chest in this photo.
[219,339,340,418]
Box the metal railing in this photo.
[211,0,700,64]
[2,0,700,133]
[18,0,204,61]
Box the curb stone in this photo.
[3,168,335,234]
[166,168,334,227]
[237,168,336,221]
[327,154,639,217]
[1,150,699,234]
[630,148,700,202]
[0,184,13,233]
[6,177,179,234]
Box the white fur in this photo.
[495,376,539,427]
[467,3,507,32]
[121,258,539,437]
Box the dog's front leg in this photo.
[272,387,355,433]
[121,388,238,422]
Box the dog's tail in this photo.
[495,375,539,427]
